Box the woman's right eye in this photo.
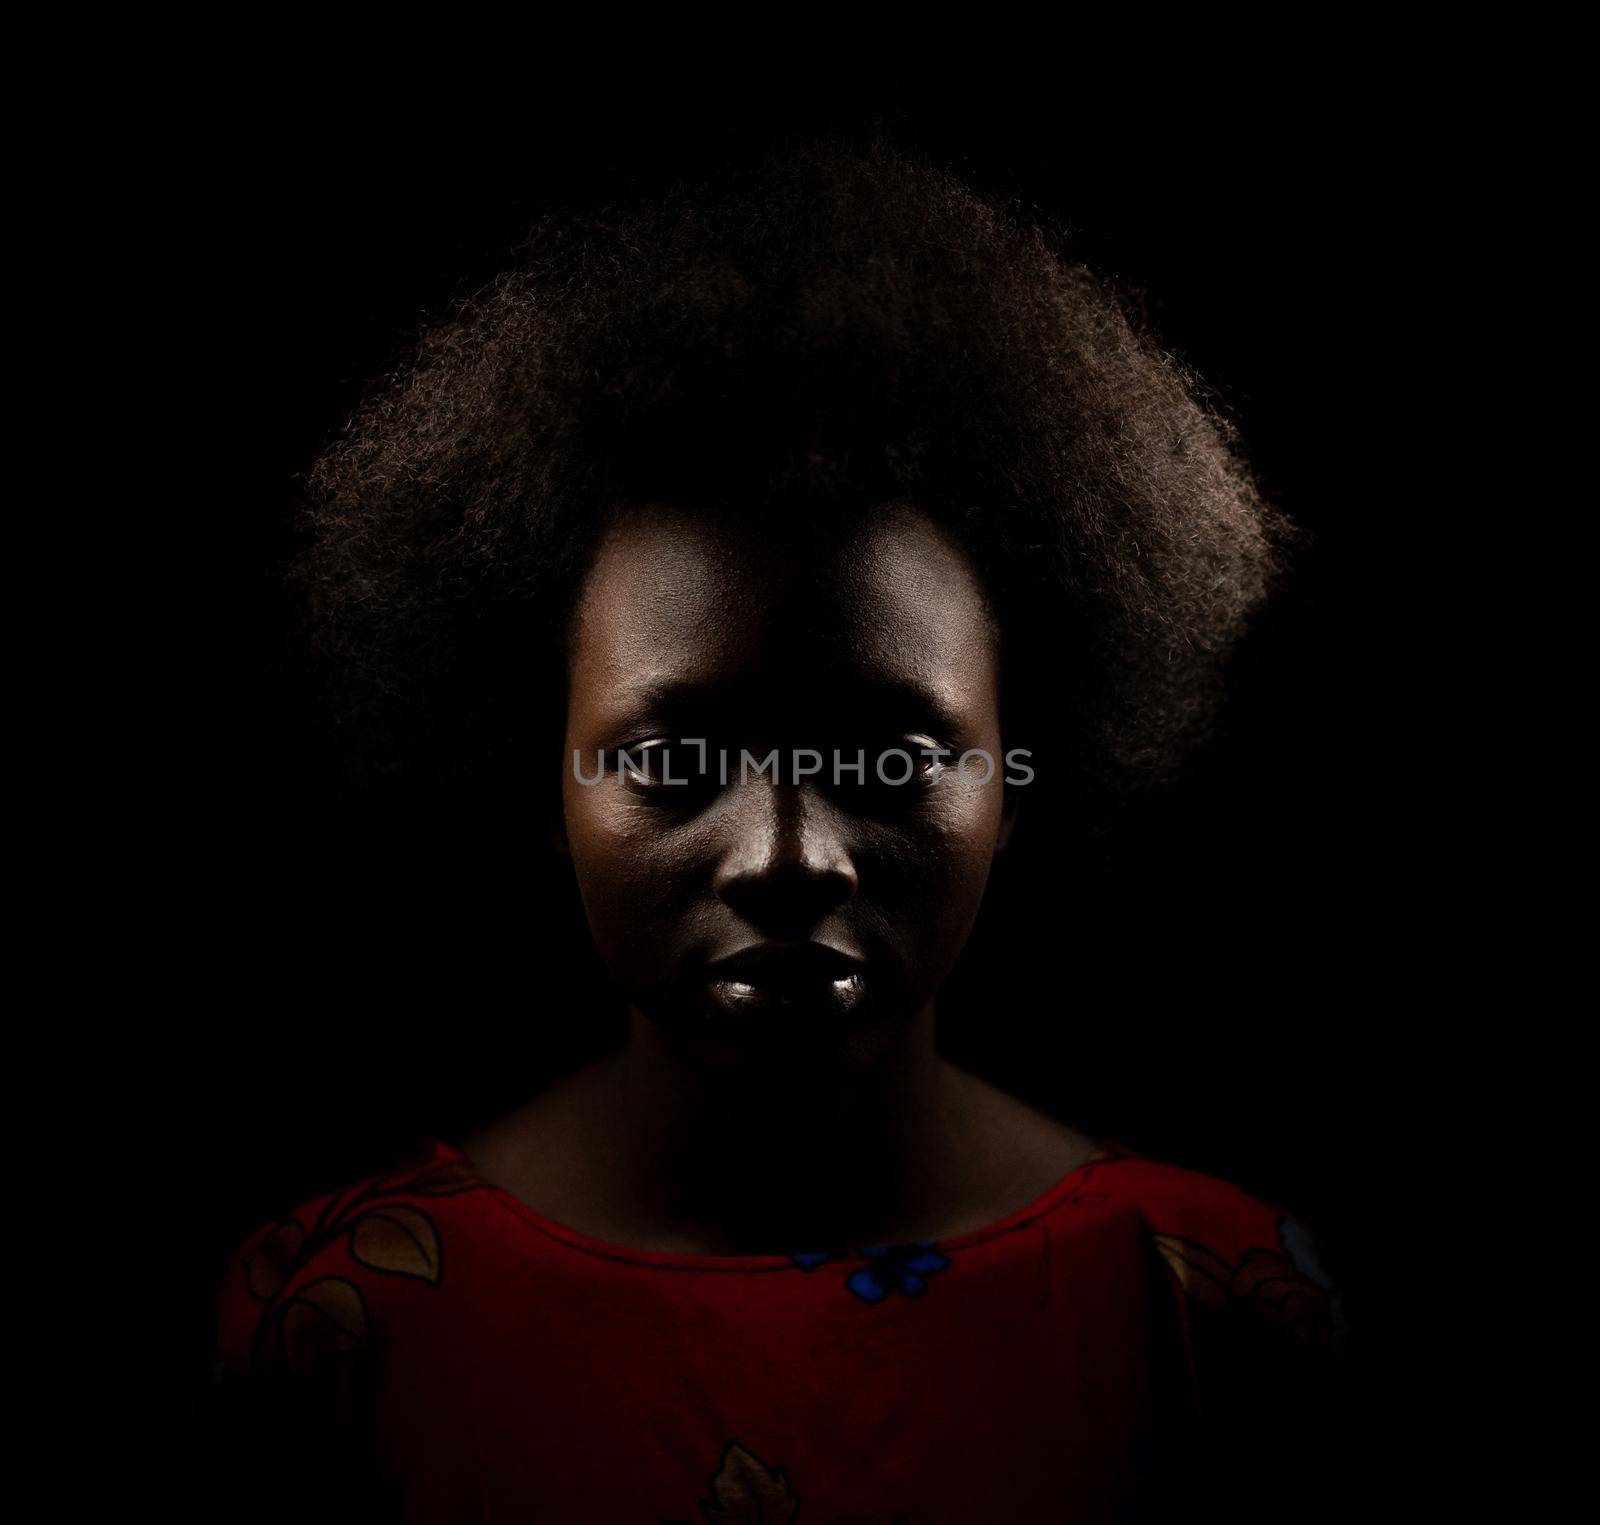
[617,741,715,796]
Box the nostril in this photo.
[713,855,858,935]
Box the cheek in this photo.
[562,773,724,993]
[866,776,1006,936]
[932,797,1006,927]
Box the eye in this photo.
[826,734,952,806]
[862,734,949,786]
[617,739,717,799]
[904,735,950,782]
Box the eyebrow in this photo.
[612,676,967,739]
[842,679,967,738]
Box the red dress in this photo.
[213,1137,1346,1523]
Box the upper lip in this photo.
[704,942,866,986]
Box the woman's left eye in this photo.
[825,735,952,801]
[904,735,950,779]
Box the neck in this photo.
[593,1001,976,1253]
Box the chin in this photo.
[642,983,903,1079]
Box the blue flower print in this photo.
[844,1242,950,1303]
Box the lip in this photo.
[698,942,870,1027]
[704,942,866,987]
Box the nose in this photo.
[712,779,859,936]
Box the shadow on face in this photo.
[560,501,1017,1073]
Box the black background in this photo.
[189,102,1433,1466]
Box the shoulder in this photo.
[214,1140,498,1384]
[1088,1152,1356,1521]
[1081,1148,1345,1352]
[210,1142,498,1516]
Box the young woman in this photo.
[215,137,1348,1522]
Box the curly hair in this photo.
[295,134,1290,820]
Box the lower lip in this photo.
[702,973,868,1022]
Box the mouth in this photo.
[698,942,870,1024]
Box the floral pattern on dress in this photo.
[661,1439,911,1525]
[1147,1214,1339,1347]
[787,1241,950,1303]
[228,1143,486,1376]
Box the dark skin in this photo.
[462,502,1096,1254]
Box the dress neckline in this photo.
[430,1135,1138,1272]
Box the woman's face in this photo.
[561,502,1011,1072]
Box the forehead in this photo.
[568,503,999,731]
